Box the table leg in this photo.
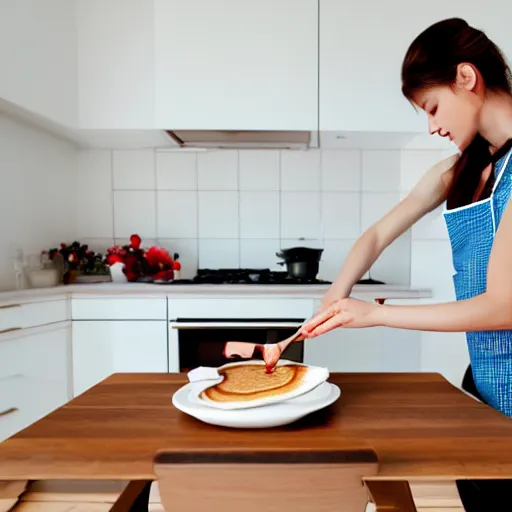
[127,481,151,512]
[365,481,417,512]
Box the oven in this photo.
[170,318,305,372]
[167,298,314,373]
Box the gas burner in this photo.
[192,268,332,285]
[153,268,385,285]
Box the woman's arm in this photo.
[320,153,458,309]
[374,192,512,332]
[301,174,512,338]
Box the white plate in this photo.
[172,381,341,429]
[191,359,330,410]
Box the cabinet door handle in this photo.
[0,327,22,335]
[0,407,18,417]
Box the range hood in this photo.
[166,130,312,150]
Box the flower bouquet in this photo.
[48,242,109,284]
[105,234,175,283]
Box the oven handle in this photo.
[169,321,304,329]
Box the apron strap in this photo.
[492,147,512,194]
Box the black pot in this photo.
[276,247,323,263]
[278,260,320,280]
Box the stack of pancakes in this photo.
[201,364,308,403]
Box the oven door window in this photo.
[174,320,305,372]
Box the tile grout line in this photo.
[110,150,116,244]
[318,150,324,248]
[278,150,282,248]
[195,151,200,271]
[154,149,159,245]
[237,150,241,268]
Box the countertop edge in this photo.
[0,283,433,307]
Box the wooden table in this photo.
[1,372,512,511]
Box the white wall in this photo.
[0,113,77,290]
[76,147,410,284]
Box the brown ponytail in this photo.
[401,18,512,209]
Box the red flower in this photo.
[107,254,124,265]
[130,234,142,250]
[146,246,173,268]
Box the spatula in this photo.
[223,329,303,373]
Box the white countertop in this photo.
[0,282,432,306]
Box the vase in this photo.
[64,269,79,285]
[109,262,127,283]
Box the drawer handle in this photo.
[0,304,21,310]
[0,327,22,335]
[0,407,18,417]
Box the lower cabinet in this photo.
[304,300,421,372]
[71,321,168,397]
[0,322,71,442]
[304,326,421,372]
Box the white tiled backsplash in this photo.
[75,147,456,284]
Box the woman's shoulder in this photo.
[492,139,512,169]
[400,153,458,215]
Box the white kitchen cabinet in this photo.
[154,0,318,130]
[0,322,71,442]
[304,325,421,372]
[0,0,76,127]
[72,297,167,320]
[319,0,426,133]
[304,327,379,372]
[319,0,512,133]
[304,299,421,371]
[76,0,155,129]
[0,300,68,333]
[72,321,168,397]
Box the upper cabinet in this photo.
[154,0,319,131]
[319,0,427,133]
[3,1,512,135]
[319,0,512,134]
[76,0,155,129]
[0,0,77,127]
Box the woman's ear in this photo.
[455,63,478,91]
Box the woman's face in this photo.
[413,64,484,151]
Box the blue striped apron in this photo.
[443,148,512,417]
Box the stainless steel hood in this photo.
[166,130,312,150]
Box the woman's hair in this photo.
[401,18,512,208]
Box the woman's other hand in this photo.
[299,298,381,338]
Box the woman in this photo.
[300,17,512,512]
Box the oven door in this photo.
[168,318,305,373]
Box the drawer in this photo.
[0,324,69,440]
[72,298,167,320]
[168,298,314,320]
[0,300,68,334]
[0,304,23,334]
[0,374,68,442]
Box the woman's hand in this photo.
[299,298,381,338]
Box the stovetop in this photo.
[158,268,385,285]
